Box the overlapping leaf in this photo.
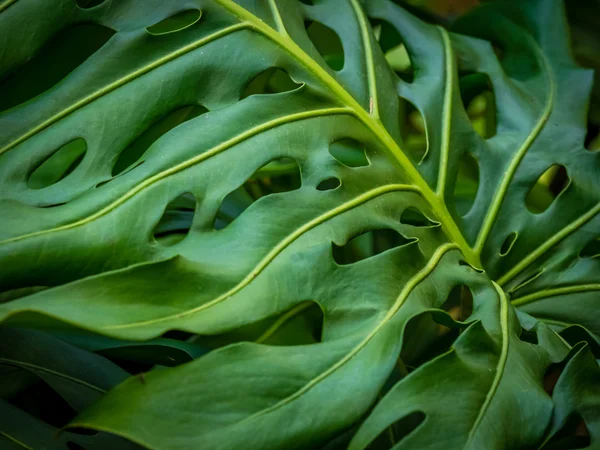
[0,0,598,448]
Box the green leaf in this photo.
[0,0,598,448]
[0,398,143,450]
[0,327,129,411]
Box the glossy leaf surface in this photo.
[0,0,598,449]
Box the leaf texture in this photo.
[0,0,598,448]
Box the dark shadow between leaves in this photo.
[541,413,590,450]
[0,24,115,112]
[580,238,600,259]
[366,411,426,450]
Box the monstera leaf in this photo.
[0,0,598,449]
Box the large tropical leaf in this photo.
[0,0,598,448]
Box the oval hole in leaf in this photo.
[367,411,426,450]
[214,158,301,230]
[500,232,518,256]
[241,68,302,99]
[153,193,197,246]
[75,0,107,8]
[28,139,87,190]
[458,260,484,273]
[256,301,324,345]
[0,24,115,112]
[519,327,539,345]
[400,207,437,227]
[509,270,543,295]
[146,9,202,36]
[580,239,600,258]
[459,72,497,139]
[441,285,473,322]
[399,313,455,373]
[112,105,207,176]
[329,139,369,167]
[399,98,428,162]
[332,228,414,265]
[316,177,341,191]
[298,0,313,5]
[66,442,86,450]
[305,21,344,71]
[525,165,570,214]
[371,20,414,83]
[454,152,479,216]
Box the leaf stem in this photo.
[215,0,481,269]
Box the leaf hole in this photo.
[367,411,426,450]
[459,72,497,139]
[75,0,106,8]
[214,158,301,230]
[256,301,324,345]
[316,177,341,191]
[458,260,484,273]
[542,413,590,450]
[112,105,207,176]
[153,193,197,246]
[10,383,76,428]
[96,161,144,188]
[441,285,473,322]
[297,0,313,5]
[38,202,68,208]
[329,138,369,167]
[241,68,302,99]
[399,99,428,162]
[525,165,570,214]
[519,328,539,345]
[371,20,414,83]
[305,21,344,71]
[400,207,438,227]
[332,228,415,265]
[509,270,543,295]
[146,9,202,35]
[500,232,518,256]
[66,442,86,450]
[453,152,479,216]
[0,24,115,112]
[580,238,600,258]
[400,313,457,373]
[28,138,87,190]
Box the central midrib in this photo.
[215,0,482,269]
